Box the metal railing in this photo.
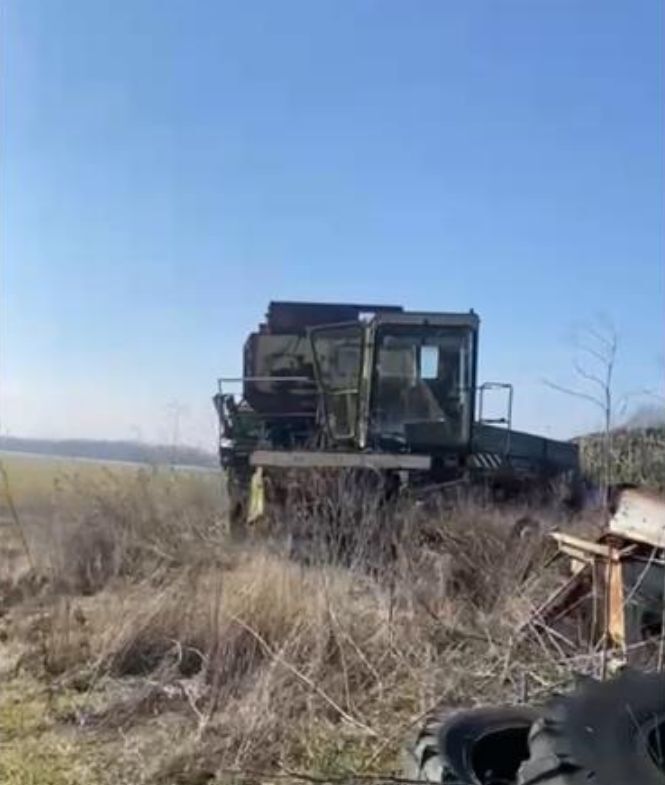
[477,382,513,427]
[477,382,513,455]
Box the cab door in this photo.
[309,323,364,445]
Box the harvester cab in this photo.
[309,310,479,456]
[214,301,579,530]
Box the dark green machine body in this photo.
[214,302,580,521]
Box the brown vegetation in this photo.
[579,425,665,492]
[0,463,599,784]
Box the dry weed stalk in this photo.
[0,460,35,572]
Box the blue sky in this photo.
[2,0,663,447]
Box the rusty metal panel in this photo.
[250,449,431,471]
[473,424,579,472]
[266,301,403,333]
[609,488,665,548]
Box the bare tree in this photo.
[545,318,618,505]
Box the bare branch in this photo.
[575,341,612,366]
[543,380,605,411]
[0,461,34,571]
[572,360,607,391]
[550,317,619,507]
[585,321,618,353]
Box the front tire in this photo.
[225,464,250,541]
[405,706,538,784]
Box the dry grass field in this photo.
[0,454,601,785]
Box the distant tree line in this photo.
[0,436,217,468]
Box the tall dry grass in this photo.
[40,468,226,593]
[1,467,585,783]
[66,549,565,778]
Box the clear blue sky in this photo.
[2,0,663,447]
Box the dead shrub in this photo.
[68,531,571,779]
[58,520,119,595]
[43,468,227,594]
[97,569,219,678]
[260,468,401,572]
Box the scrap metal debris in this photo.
[531,486,665,665]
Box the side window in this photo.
[377,337,416,380]
[419,345,439,379]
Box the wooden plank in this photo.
[250,449,431,471]
[607,557,626,648]
[550,532,613,559]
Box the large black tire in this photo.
[404,711,447,784]
[518,670,665,785]
[405,706,539,784]
[226,464,251,541]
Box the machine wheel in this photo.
[405,706,538,784]
[404,711,447,783]
[228,497,247,540]
[518,669,665,785]
[225,464,251,541]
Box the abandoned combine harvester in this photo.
[213,301,580,531]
